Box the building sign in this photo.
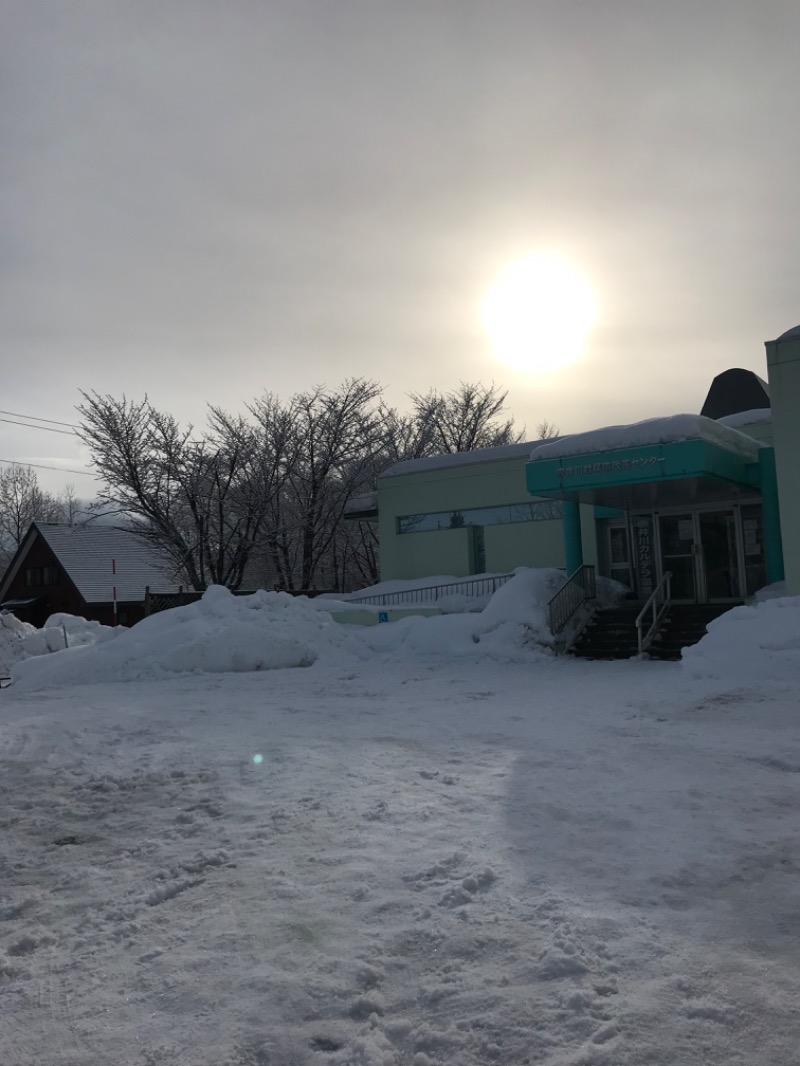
[558,456,666,479]
[632,516,655,597]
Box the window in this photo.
[397,500,563,534]
[25,565,59,587]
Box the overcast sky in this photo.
[2,0,799,493]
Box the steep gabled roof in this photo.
[1,524,181,604]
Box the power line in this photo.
[0,416,77,436]
[0,408,78,429]
[0,458,96,477]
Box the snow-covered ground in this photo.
[2,580,800,1065]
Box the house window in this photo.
[25,565,59,587]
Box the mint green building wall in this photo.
[377,456,598,581]
[382,526,474,580]
[766,332,800,594]
[483,519,564,570]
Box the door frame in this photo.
[616,501,760,603]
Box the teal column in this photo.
[562,500,584,575]
[759,447,785,584]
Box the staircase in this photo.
[647,604,737,661]
[569,603,738,661]
[569,605,642,660]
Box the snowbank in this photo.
[11,586,349,690]
[0,611,37,676]
[351,568,574,663]
[682,595,800,684]
[19,613,119,657]
[11,570,578,688]
[0,611,116,675]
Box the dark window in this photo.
[25,565,59,587]
[397,500,564,534]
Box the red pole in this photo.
[112,558,117,622]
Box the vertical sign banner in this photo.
[632,517,655,598]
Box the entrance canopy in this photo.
[526,414,763,510]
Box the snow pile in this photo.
[0,611,37,675]
[10,569,632,689]
[682,595,800,684]
[11,585,348,690]
[353,567,571,663]
[0,610,116,675]
[751,581,787,603]
[19,613,118,657]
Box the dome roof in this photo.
[700,367,769,419]
[776,324,800,341]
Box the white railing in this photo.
[348,573,513,607]
[636,571,672,655]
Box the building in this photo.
[358,332,800,605]
[0,523,181,627]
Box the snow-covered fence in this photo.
[348,573,514,608]
[144,587,204,617]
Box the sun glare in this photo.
[481,251,597,373]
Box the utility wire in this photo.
[0,408,78,429]
[0,416,77,436]
[0,458,95,477]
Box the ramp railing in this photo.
[548,564,596,635]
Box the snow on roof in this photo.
[379,438,558,480]
[529,413,761,463]
[36,524,181,603]
[716,407,772,431]
[344,491,378,515]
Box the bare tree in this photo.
[59,483,81,526]
[409,382,522,454]
[535,418,560,440]
[259,379,385,591]
[0,464,63,564]
[77,392,292,590]
[75,380,550,594]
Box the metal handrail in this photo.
[635,571,672,655]
[348,572,514,607]
[547,564,596,635]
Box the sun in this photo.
[481,251,597,373]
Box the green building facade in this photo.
[356,345,800,604]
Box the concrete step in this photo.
[570,603,740,661]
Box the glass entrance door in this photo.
[697,510,740,600]
[658,514,697,601]
[606,524,633,591]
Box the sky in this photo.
[2,0,800,495]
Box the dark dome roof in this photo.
[776,324,800,341]
[700,368,770,420]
